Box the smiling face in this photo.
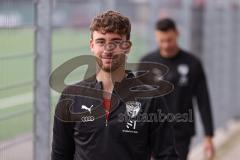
[90,31,131,72]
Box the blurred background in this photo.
[0,0,240,160]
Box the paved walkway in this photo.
[222,144,240,160]
[216,128,240,160]
[0,134,33,160]
[189,120,240,160]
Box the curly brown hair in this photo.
[90,10,131,40]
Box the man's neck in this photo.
[96,67,125,99]
[160,47,180,58]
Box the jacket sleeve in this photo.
[51,94,75,160]
[193,61,214,137]
[150,97,179,160]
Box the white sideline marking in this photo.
[0,93,33,110]
[0,91,59,110]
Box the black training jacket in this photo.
[139,49,214,140]
[51,71,179,160]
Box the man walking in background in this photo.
[139,18,214,160]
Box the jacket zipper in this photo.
[105,110,110,127]
[105,118,108,127]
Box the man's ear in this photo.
[89,39,94,52]
[125,41,132,55]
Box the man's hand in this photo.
[203,136,215,160]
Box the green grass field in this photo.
[0,28,148,141]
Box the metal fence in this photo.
[0,0,240,159]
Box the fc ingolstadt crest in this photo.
[125,101,141,118]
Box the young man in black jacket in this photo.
[51,11,179,160]
[139,18,215,160]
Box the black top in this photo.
[51,72,179,160]
[139,49,214,140]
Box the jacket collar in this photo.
[83,70,135,90]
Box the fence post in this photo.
[34,0,52,160]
